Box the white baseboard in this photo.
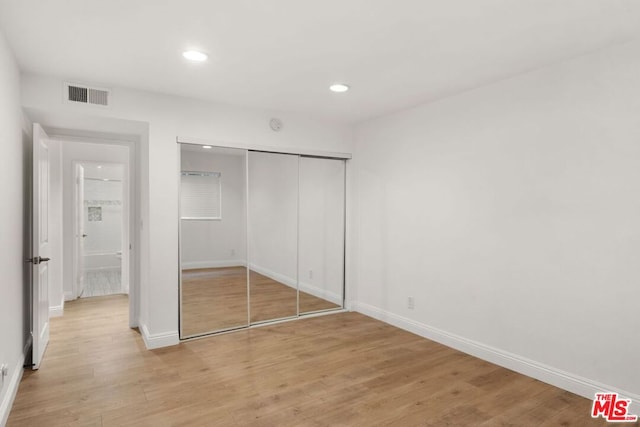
[0,352,25,427]
[49,298,64,318]
[63,291,75,302]
[352,301,640,415]
[140,324,179,350]
[182,260,246,270]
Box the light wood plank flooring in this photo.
[181,267,339,336]
[8,295,631,426]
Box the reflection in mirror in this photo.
[299,157,345,314]
[248,151,298,323]
[180,144,247,337]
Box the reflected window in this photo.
[180,171,222,220]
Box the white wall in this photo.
[21,74,353,348]
[180,149,246,268]
[0,29,30,427]
[353,40,640,401]
[59,141,129,300]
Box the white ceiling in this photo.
[1,0,639,123]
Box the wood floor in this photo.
[181,267,339,336]
[8,295,631,426]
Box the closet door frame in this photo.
[177,139,351,341]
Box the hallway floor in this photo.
[82,269,122,298]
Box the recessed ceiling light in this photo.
[97,165,102,169]
[183,50,208,62]
[202,145,212,149]
[103,179,109,181]
[329,83,350,93]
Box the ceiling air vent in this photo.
[64,83,110,107]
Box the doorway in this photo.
[74,161,129,299]
[48,134,137,326]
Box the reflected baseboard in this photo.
[249,263,342,305]
[299,282,342,305]
[249,263,296,289]
[181,260,247,270]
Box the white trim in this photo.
[0,352,25,427]
[140,324,179,350]
[63,291,74,301]
[177,136,352,160]
[181,260,247,270]
[352,301,640,415]
[49,302,64,318]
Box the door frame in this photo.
[48,132,139,329]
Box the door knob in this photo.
[82,234,88,238]
[25,256,51,264]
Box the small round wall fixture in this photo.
[329,83,350,93]
[270,118,283,132]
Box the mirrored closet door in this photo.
[179,144,346,339]
[180,145,248,338]
[248,151,299,323]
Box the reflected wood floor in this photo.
[181,267,339,336]
[8,295,631,426]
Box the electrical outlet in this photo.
[407,296,415,310]
[309,270,313,279]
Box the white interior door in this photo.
[75,164,85,297]
[31,123,51,370]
